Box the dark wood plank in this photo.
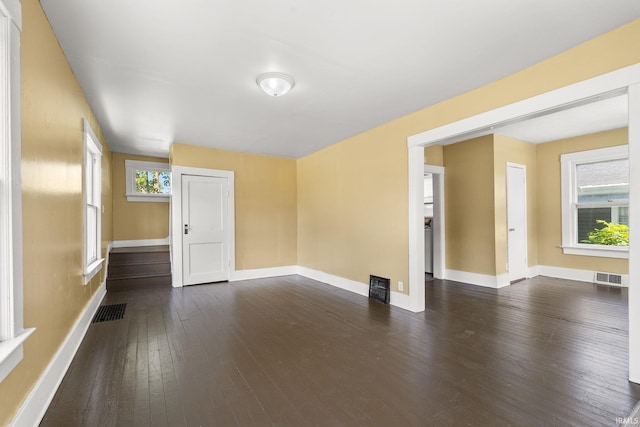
[41,275,640,426]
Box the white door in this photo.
[506,164,528,282]
[182,175,229,285]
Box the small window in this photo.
[125,160,171,202]
[561,145,629,258]
[84,119,103,283]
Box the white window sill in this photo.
[84,258,104,284]
[125,194,170,203]
[0,328,36,382]
[562,245,629,259]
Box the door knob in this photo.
[508,228,515,232]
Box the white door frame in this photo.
[506,162,528,281]
[170,165,235,287]
[424,165,445,280]
[407,62,640,383]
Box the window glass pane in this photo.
[576,159,629,203]
[135,170,171,194]
[86,155,94,202]
[92,155,100,205]
[577,206,629,246]
[86,205,97,262]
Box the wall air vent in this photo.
[369,275,390,304]
[594,272,624,287]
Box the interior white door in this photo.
[182,175,229,285]
[506,164,528,282]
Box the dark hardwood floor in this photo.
[41,275,640,426]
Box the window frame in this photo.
[560,144,629,259]
[124,159,171,202]
[83,119,104,283]
[0,0,35,383]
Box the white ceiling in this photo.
[40,1,640,159]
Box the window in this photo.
[125,160,171,202]
[0,0,34,383]
[84,119,103,283]
[561,145,629,258]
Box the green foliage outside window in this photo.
[135,170,171,194]
[582,220,629,246]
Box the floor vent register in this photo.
[92,303,127,323]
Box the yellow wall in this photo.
[297,126,409,292]
[536,128,628,273]
[170,143,297,269]
[1,1,113,424]
[424,145,444,166]
[112,153,170,240]
[493,135,538,275]
[442,136,496,275]
[297,19,640,288]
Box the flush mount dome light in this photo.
[256,72,295,97]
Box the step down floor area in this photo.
[107,245,171,292]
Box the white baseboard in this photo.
[445,269,510,288]
[537,265,629,287]
[9,282,107,427]
[112,237,169,248]
[527,266,540,278]
[297,266,412,311]
[230,265,298,281]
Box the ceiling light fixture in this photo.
[256,72,295,97]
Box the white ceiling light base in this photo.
[257,72,295,97]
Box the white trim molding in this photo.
[9,282,106,427]
[231,266,298,281]
[445,270,511,289]
[112,237,170,248]
[628,82,640,383]
[0,0,29,384]
[83,119,103,284]
[537,265,629,287]
[297,266,414,312]
[408,65,640,148]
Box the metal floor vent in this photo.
[594,272,624,286]
[92,303,127,323]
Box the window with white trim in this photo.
[561,145,629,258]
[84,119,103,283]
[125,159,171,202]
[0,0,35,383]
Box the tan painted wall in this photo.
[112,153,170,240]
[297,126,409,292]
[442,136,496,275]
[536,128,628,273]
[493,135,538,275]
[297,18,640,289]
[424,145,444,166]
[170,143,297,269]
[0,1,113,424]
